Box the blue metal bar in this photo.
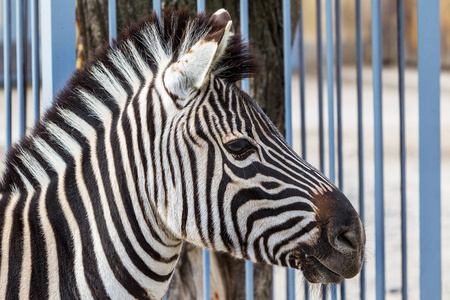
[153,0,161,21]
[199,2,209,297]
[283,0,292,148]
[316,2,325,296]
[417,1,441,299]
[17,0,27,137]
[240,1,253,298]
[245,261,253,300]
[326,0,334,186]
[396,0,407,299]
[197,0,205,13]
[298,3,309,298]
[3,0,12,150]
[202,248,211,300]
[299,0,306,160]
[240,0,250,93]
[355,0,365,299]
[200,2,209,290]
[283,1,295,298]
[371,0,385,299]
[31,0,40,122]
[325,0,336,298]
[316,0,325,174]
[335,0,344,298]
[108,0,117,46]
[40,0,76,109]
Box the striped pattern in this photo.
[0,8,362,299]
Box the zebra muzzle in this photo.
[296,190,365,284]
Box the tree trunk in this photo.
[76,1,296,299]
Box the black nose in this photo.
[328,216,362,255]
[313,190,364,257]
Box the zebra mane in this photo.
[0,7,260,192]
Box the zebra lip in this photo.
[296,251,344,284]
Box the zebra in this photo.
[0,8,365,300]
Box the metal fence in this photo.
[0,0,443,299]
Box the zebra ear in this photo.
[163,9,233,100]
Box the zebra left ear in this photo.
[163,9,233,100]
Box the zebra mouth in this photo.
[294,251,344,284]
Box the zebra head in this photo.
[156,9,365,284]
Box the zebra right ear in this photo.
[163,9,233,100]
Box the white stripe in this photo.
[17,170,35,300]
[109,49,140,93]
[0,193,21,300]
[78,89,113,121]
[91,63,127,105]
[125,41,152,79]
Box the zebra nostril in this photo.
[334,230,358,253]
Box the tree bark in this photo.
[76,1,296,299]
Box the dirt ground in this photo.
[0,66,448,300]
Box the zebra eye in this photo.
[224,139,254,158]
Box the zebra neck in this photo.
[0,74,186,299]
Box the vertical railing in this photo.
[31,0,40,123]
[298,3,309,299]
[16,0,26,138]
[3,0,12,151]
[417,1,441,300]
[40,0,76,108]
[240,1,254,299]
[396,0,407,299]
[355,0,365,299]
[335,0,344,298]
[325,0,336,298]
[371,0,386,299]
[108,0,117,46]
[282,1,295,299]
[195,2,210,299]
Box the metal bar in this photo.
[199,1,209,298]
[371,0,385,299]
[316,0,325,174]
[299,0,306,160]
[335,0,344,297]
[298,3,309,298]
[325,0,336,298]
[240,0,250,93]
[40,0,76,109]
[283,0,295,298]
[245,261,253,300]
[326,0,334,187]
[197,0,205,14]
[202,248,211,300]
[17,0,27,137]
[240,1,253,298]
[283,0,292,147]
[396,0,407,299]
[355,0,365,299]
[108,0,117,46]
[153,0,161,21]
[3,0,12,150]
[316,1,325,295]
[417,1,441,299]
[31,0,40,122]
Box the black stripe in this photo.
[28,191,49,299]
[6,193,26,299]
